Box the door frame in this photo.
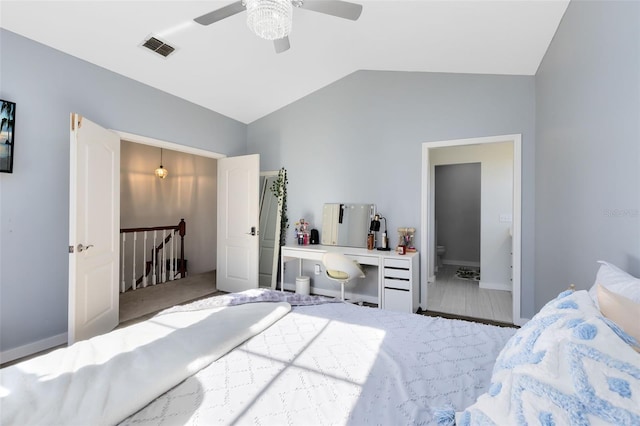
[115,130,226,277]
[420,134,524,325]
[114,131,226,160]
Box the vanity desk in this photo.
[280,245,419,313]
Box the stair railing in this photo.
[119,219,186,292]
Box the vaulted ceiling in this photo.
[0,1,569,123]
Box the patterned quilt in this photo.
[122,300,516,425]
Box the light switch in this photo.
[314,264,321,275]
[499,214,513,223]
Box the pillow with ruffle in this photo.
[441,290,640,426]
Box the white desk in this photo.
[280,245,419,313]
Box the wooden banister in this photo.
[120,219,187,291]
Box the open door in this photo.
[68,113,120,345]
[217,154,260,292]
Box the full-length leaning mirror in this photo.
[259,170,285,289]
[322,203,375,248]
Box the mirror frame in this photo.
[259,170,285,290]
[322,203,375,248]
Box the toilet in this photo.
[436,245,446,268]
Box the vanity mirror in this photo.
[321,203,375,248]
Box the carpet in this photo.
[455,267,480,281]
[119,270,219,323]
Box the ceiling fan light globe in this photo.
[246,0,293,40]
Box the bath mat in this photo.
[455,267,480,281]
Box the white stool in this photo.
[295,276,310,295]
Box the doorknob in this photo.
[246,226,257,236]
[77,244,94,252]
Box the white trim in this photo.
[479,281,512,292]
[0,333,67,365]
[420,134,523,325]
[113,130,226,159]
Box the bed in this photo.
[2,260,640,426]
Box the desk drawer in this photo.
[384,288,412,313]
[384,258,410,269]
[384,278,410,291]
[281,248,325,261]
[345,254,378,266]
[384,268,410,280]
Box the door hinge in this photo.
[70,114,83,131]
[69,245,74,253]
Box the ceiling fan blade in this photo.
[298,1,363,21]
[194,1,246,25]
[274,37,291,54]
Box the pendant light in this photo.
[155,148,168,179]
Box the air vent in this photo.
[141,36,176,58]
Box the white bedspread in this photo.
[123,303,516,425]
[0,302,290,426]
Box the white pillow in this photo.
[588,260,640,307]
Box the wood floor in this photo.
[426,264,512,324]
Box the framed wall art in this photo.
[0,99,16,173]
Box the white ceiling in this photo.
[0,0,569,124]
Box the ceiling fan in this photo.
[194,0,363,53]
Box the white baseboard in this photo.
[282,283,378,305]
[479,281,512,291]
[0,332,67,364]
[443,259,480,268]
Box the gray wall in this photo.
[248,70,537,318]
[535,0,640,307]
[435,163,481,265]
[0,29,246,353]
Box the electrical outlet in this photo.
[314,264,321,275]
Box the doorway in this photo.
[421,134,523,325]
[116,131,224,321]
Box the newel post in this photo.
[178,219,186,278]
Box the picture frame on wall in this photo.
[1,99,16,173]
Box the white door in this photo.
[68,113,120,345]
[217,154,260,292]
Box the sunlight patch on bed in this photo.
[178,313,388,425]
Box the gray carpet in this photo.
[119,270,221,324]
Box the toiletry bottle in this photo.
[367,233,374,250]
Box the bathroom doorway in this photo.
[420,135,522,325]
[434,163,481,274]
